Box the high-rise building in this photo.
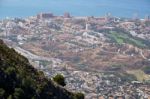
[37,13,54,19]
[64,12,71,18]
[145,15,150,21]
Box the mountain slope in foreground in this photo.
[0,40,82,99]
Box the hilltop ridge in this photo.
[0,40,83,99]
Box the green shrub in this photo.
[53,74,66,86]
[13,88,24,99]
[74,92,84,99]
[7,95,13,99]
[143,66,150,74]
[0,88,5,97]
[5,67,16,76]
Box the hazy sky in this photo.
[0,0,149,8]
[0,0,150,18]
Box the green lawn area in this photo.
[40,60,52,67]
[107,31,146,48]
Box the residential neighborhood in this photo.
[0,13,150,99]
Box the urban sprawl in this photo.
[0,13,150,99]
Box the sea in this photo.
[0,0,150,19]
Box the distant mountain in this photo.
[0,40,83,99]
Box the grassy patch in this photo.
[107,31,146,48]
[39,60,52,67]
[127,70,150,82]
[143,66,150,74]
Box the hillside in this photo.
[0,40,82,99]
[0,16,150,98]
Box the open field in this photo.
[127,70,150,81]
[107,31,146,48]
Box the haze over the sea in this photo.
[0,0,150,19]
